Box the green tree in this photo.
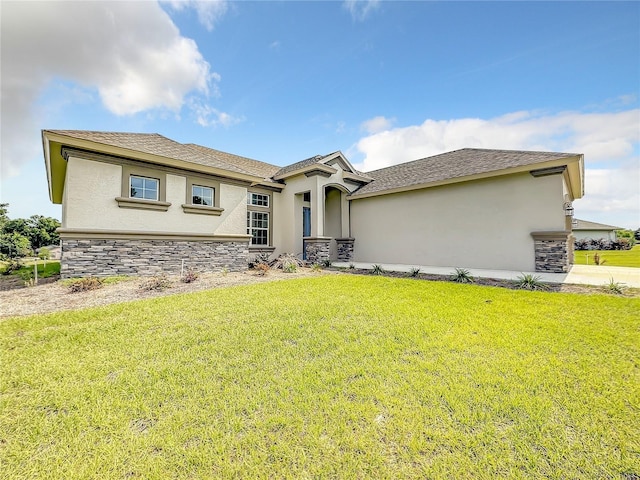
[0,231,32,257]
[27,215,61,249]
[616,229,636,247]
[0,204,61,256]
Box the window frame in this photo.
[247,210,270,246]
[182,176,224,216]
[129,175,160,201]
[116,165,170,211]
[247,190,272,248]
[191,184,214,206]
[248,192,270,207]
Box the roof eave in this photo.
[348,155,585,200]
[272,164,337,181]
[43,131,268,190]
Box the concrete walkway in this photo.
[333,262,640,288]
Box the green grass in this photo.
[1,259,61,278]
[574,245,640,267]
[1,276,639,478]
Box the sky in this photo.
[1,0,639,229]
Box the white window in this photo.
[247,211,269,245]
[192,185,214,206]
[247,192,269,207]
[130,175,159,201]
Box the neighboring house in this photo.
[572,219,623,242]
[42,130,584,277]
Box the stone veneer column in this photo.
[60,238,249,278]
[335,238,355,262]
[303,237,331,264]
[530,231,572,273]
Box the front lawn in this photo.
[574,245,640,268]
[0,259,61,278]
[1,276,638,478]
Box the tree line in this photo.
[0,203,61,258]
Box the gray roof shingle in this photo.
[47,130,274,178]
[573,219,623,231]
[273,152,338,178]
[352,148,580,196]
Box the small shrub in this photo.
[409,267,421,277]
[181,268,199,283]
[311,263,322,272]
[221,267,229,277]
[606,277,625,295]
[348,263,356,269]
[450,267,474,283]
[249,253,271,269]
[139,274,172,291]
[283,262,298,273]
[593,252,606,266]
[515,273,547,291]
[68,277,104,293]
[271,253,304,270]
[321,259,332,268]
[371,264,385,275]
[20,270,36,287]
[38,248,51,260]
[1,258,23,275]
[255,263,270,276]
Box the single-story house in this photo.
[42,130,584,277]
[572,219,623,242]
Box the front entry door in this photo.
[302,207,311,259]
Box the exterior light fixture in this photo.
[563,202,574,217]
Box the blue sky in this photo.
[1,0,639,228]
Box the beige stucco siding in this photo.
[63,156,247,235]
[272,165,358,257]
[350,172,565,271]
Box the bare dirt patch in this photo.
[1,267,636,319]
[0,269,329,319]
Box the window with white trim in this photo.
[130,175,159,201]
[247,211,269,245]
[192,185,214,206]
[247,192,269,207]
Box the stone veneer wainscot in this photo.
[60,237,249,278]
[530,231,573,273]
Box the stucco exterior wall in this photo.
[350,172,565,272]
[272,165,359,257]
[63,156,247,235]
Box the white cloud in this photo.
[191,101,244,128]
[0,1,221,179]
[352,109,640,228]
[353,109,640,171]
[360,116,396,134]
[343,0,380,21]
[163,0,229,31]
[574,166,640,229]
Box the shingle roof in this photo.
[185,144,280,180]
[573,219,623,231]
[352,148,580,196]
[47,130,274,178]
[273,153,337,178]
